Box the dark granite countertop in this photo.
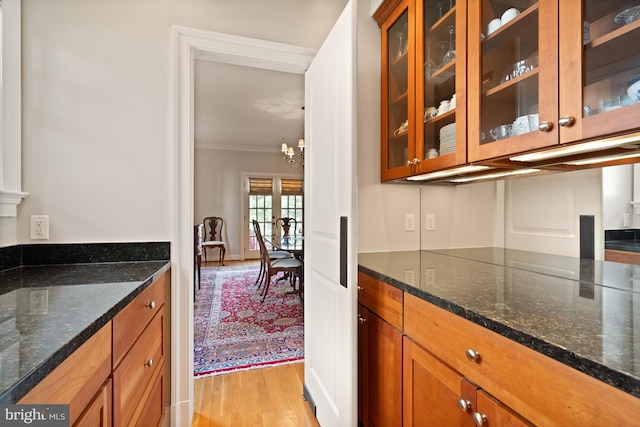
[605,229,640,253]
[358,248,640,399]
[0,243,170,403]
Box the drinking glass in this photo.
[436,41,449,70]
[442,25,456,65]
[425,38,437,79]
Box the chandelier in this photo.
[281,138,305,169]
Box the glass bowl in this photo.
[501,56,538,84]
[614,5,640,25]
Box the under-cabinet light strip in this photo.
[562,151,640,166]
[406,165,492,181]
[449,168,541,183]
[509,133,640,162]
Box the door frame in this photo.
[170,26,317,425]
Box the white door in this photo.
[304,1,357,426]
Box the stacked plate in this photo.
[439,123,456,155]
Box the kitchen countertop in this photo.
[0,243,170,404]
[358,248,640,399]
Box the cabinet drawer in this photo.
[113,271,167,367]
[74,379,112,427]
[19,323,112,426]
[135,364,165,427]
[404,292,640,426]
[114,307,165,427]
[358,272,403,330]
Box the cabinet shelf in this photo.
[390,50,408,69]
[428,6,456,35]
[428,61,456,85]
[484,68,539,98]
[425,108,455,124]
[482,3,539,56]
[585,19,640,85]
[389,91,408,106]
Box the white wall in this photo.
[194,147,302,260]
[505,169,603,258]
[420,182,500,249]
[7,0,347,246]
[602,164,633,230]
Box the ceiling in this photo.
[194,59,305,154]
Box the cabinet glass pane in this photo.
[423,0,456,161]
[387,10,409,169]
[583,1,640,117]
[480,1,539,146]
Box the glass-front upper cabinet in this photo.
[381,0,416,181]
[415,0,468,172]
[468,1,559,162]
[560,1,640,144]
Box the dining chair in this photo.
[252,220,292,287]
[194,224,204,301]
[253,220,303,302]
[202,216,226,265]
[275,217,298,238]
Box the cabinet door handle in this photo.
[457,399,472,412]
[472,412,487,426]
[146,301,156,310]
[406,158,420,167]
[357,286,364,292]
[144,358,154,368]
[465,349,481,362]
[358,316,366,325]
[558,116,575,127]
[538,121,553,132]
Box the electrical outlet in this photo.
[405,213,415,231]
[624,213,630,227]
[30,215,49,240]
[426,213,435,231]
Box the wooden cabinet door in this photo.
[559,0,640,144]
[74,380,112,427]
[475,390,534,427]
[359,305,403,427]
[467,0,560,162]
[415,0,468,174]
[403,337,475,427]
[380,0,417,180]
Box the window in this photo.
[248,177,273,252]
[245,176,304,258]
[281,178,304,235]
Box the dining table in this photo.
[268,234,304,260]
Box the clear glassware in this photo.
[442,25,456,66]
[436,41,449,70]
[396,32,405,58]
[425,38,437,79]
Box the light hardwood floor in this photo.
[191,363,319,427]
[193,260,317,426]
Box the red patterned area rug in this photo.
[193,264,304,377]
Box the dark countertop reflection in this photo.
[358,248,640,399]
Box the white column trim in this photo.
[0,0,27,217]
[170,26,315,426]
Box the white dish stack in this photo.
[439,123,456,155]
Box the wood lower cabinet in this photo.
[18,270,169,427]
[113,271,167,427]
[404,337,532,427]
[18,323,112,426]
[75,379,112,427]
[358,272,403,427]
[404,292,640,426]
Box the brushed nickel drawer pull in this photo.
[472,412,487,426]
[144,358,154,368]
[465,349,480,362]
[357,286,364,292]
[558,116,575,127]
[457,399,472,412]
[146,301,156,310]
[358,316,366,325]
[538,121,553,132]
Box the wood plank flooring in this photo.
[193,260,317,426]
[191,363,319,427]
